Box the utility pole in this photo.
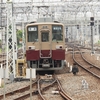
[3,67,5,100]
[30,68,32,100]
[90,17,94,54]
[22,23,25,58]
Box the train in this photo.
[25,18,66,71]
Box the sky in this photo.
[2,0,62,3]
[3,0,31,2]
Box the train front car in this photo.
[26,20,65,71]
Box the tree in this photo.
[16,29,22,46]
[0,40,1,48]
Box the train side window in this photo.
[41,32,49,42]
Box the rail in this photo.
[73,46,100,79]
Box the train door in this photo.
[40,31,51,58]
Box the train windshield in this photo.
[52,25,63,41]
[27,26,38,42]
[41,32,49,42]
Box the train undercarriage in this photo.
[27,59,65,70]
[16,58,66,78]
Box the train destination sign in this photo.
[28,27,37,31]
[53,26,62,30]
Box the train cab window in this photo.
[52,25,63,41]
[41,32,49,42]
[27,26,38,42]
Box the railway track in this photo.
[55,75,72,100]
[36,74,72,100]
[0,75,40,100]
[11,75,56,100]
[0,54,6,59]
[3,74,72,100]
[73,47,100,79]
[0,49,23,68]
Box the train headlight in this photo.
[28,46,35,50]
[56,45,63,49]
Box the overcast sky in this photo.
[2,0,61,3]
[3,0,32,2]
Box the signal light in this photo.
[77,25,79,29]
[90,17,94,21]
[90,17,94,26]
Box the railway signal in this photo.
[90,17,94,54]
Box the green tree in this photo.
[0,40,1,48]
[98,40,100,44]
[16,29,22,46]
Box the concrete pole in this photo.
[30,68,32,100]
[0,78,1,87]
[97,20,99,36]
[22,23,25,58]
[3,67,5,100]
[91,25,94,53]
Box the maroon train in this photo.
[25,18,66,71]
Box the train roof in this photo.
[26,18,64,26]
